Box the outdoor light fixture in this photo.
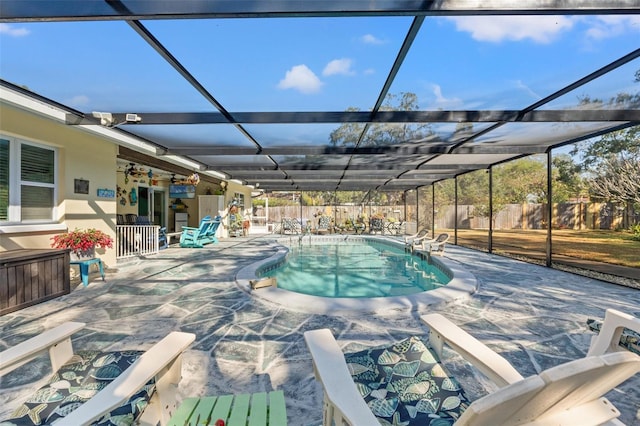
[92,111,141,126]
[91,111,113,126]
[125,113,142,123]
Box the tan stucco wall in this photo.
[0,103,118,266]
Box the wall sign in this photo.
[97,188,116,198]
[169,184,196,199]
[74,179,89,194]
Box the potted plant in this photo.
[51,228,114,260]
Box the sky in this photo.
[1,13,639,147]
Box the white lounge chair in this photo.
[587,308,640,357]
[0,322,195,425]
[404,228,430,248]
[304,310,640,426]
[422,232,450,255]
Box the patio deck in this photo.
[1,235,639,425]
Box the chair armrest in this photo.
[304,329,378,426]
[421,314,523,387]
[420,237,437,247]
[0,322,85,376]
[410,235,426,245]
[588,308,640,356]
[55,331,196,426]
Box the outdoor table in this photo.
[168,390,287,426]
[69,257,105,287]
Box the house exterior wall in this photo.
[0,102,118,266]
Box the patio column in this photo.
[415,188,420,231]
[546,150,553,267]
[454,176,458,245]
[299,191,303,229]
[489,166,493,253]
[431,185,435,237]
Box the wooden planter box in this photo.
[0,249,71,316]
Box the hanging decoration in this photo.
[129,187,138,206]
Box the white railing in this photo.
[116,225,160,259]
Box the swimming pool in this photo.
[236,235,477,315]
[262,240,450,298]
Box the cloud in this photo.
[66,95,90,108]
[361,34,384,45]
[514,80,541,101]
[323,58,355,76]
[431,84,463,108]
[277,64,323,94]
[447,16,573,43]
[584,15,640,40]
[0,23,30,37]
[363,68,375,75]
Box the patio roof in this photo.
[1,1,639,192]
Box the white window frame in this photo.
[0,134,59,230]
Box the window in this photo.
[0,136,57,223]
[234,192,245,211]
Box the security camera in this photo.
[91,111,113,127]
[125,113,142,123]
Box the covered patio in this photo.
[1,236,638,424]
[1,2,639,425]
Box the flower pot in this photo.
[70,246,96,261]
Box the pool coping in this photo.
[235,235,478,316]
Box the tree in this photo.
[588,154,640,205]
[551,153,587,202]
[571,126,640,205]
[329,92,433,147]
[493,156,547,204]
[568,68,640,216]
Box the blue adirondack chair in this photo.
[179,216,214,248]
[202,216,222,243]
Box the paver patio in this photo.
[1,235,638,425]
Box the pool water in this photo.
[264,241,450,298]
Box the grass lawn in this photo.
[450,229,640,268]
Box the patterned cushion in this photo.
[587,319,640,355]
[318,216,331,229]
[344,336,470,426]
[3,350,155,426]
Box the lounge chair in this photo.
[304,310,640,426]
[404,228,430,249]
[281,218,300,235]
[314,215,332,234]
[422,232,449,255]
[369,218,384,234]
[0,322,195,425]
[587,308,640,357]
[180,215,216,248]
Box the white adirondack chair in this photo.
[304,309,640,426]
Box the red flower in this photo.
[50,228,114,251]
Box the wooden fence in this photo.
[261,202,638,231]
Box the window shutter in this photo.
[0,139,9,220]
[21,144,54,184]
[21,185,54,220]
